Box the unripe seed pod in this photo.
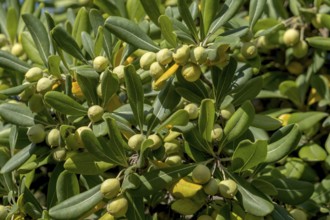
[0,205,8,220]
[74,126,92,148]
[211,124,223,140]
[240,30,254,42]
[18,85,35,101]
[287,61,304,75]
[106,196,128,217]
[197,215,213,220]
[93,56,109,72]
[65,133,80,150]
[0,34,7,47]
[100,178,121,199]
[203,178,219,195]
[53,148,66,162]
[220,104,235,120]
[289,209,308,220]
[173,45,190,65]
[149,62,165,79]
[181,63,202,82]
[191,46,207,64]
[97,83,102,98]
[148,134,163,150]
[218,179,238,199]
[46,128,60,147]
[27,124,46,144]
[192,164,211,184]
[128,134,145,151]
[184,103,199,120]
[157,48,173,65]
[11,43,24,57]
[140,52,156,70]
[36,77,54,93]
[112,65,125,81]
[25,67,43,82]
[240,42,258,60]
[28,93,44,113]
[164,139,181,155]
[292,40,308,58]
[283,29,300,46]
[165,154,182,166]
[88,105,104,123]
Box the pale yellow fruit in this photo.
[27,124,46,144]
[164,139,181,155]
[191,46,207,64]
[184,103,199,120]
[53,148,66,162]
[157,48,173,65]
[220,104,235,120]
[106,196,128,217]
[182,63,202,82]
[0,205,8,220]
[219,179,238,199]
[11,43,24,56]
[165,154,182,166]
[283,29,300,46]
[240,42,258,60]
[74,126,92,148]
[25,67,43,82]
[112,65,125,81]
[100,178,121,199]
[46,128,60,147]
[88,105,104,123]
[173,45,190,65]
[127,134,145,151]
[140,52,156,70]
[147,134,163,150]
[149,61,165,79]
[211,124,223,140]
[36,77,54,93]
[192,164,211,184]
[93,56,109,72]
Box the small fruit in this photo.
[0,34,7,47]
[149,61,165,79]
[36,77,54,93]
[93,56,109,72]
[65,133,80,150]
[0,205,8,220]
[173,45,190,65]
[11,43,24,56]
[27,124,46,144]
[74,126,92,148]
[100,178,121,199]
[219,179,238,199]
[197,215,213,220]
[106,196,128,217]
[53,148,66,162]
[88,105,104,123]
[240,42,258,60]
[289,209,308,220]
[46,128,60,147]
[203,178,219,195]
[191,46,207,64]
[283,29,300,46]
[157,48,173,65]
[211,124,223,140]
[147,134,163,150]
[292,40,308,58]
[28,93,44,113]
[140,52,156,70]
[25,67,43,82]
[165,154,182,166]
[220,104,235,120]
[128,134,145,151]
[181,63,202,82]
[171,198,200,215]
[112,65,125,81]
[97,83,102,97]
[287,61,304,75]
[192,164,211,184]
[164,140,181,155]
[184,103,199,120]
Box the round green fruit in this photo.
[184,103,199,120]
[46,128,60,147]
[149,61,165,79]
[192,164,211,184]
[191,46,207,65]
[164,139,181,155]
[36,77,54,93]
[65,133,80,150]
[203,178,219,195]
[240,42,258,60]
[88,105,104,123]
[197,215,213,220]
[211,124,223,140]
[25,67,43,82]
[127,134,145,151]
[283,28,300,46]
[173,45,190,65]
[219,179,238,199]
[182,63,202,82]
[147,134,163,150]
[157,48,173,66]
[112,65,125,81]
[11,43,24,56]
[100,178,121,199]
[27,124,46,144]
[0,34,7,47]
[287,61,304,75]
[220,104,235,120]
[93,56,109,72]
[0,205,8,220]
[74,126,92,148]
[53,148,66,162]
[28,93,44,113]
[106,196,128,217]
[140,52,156,70]
[165,154,182,166]
[289,209,308,220]
[292,40,308,58]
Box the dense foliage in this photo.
[0,0,330,219]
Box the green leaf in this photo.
[140,0,161,26]
[22,14,50,66]
[49,185,103,220]
[198,99,215,142]
[125,191,146,220]
[311,175,330,205]
[287,111,328,131]
[265,124,301,163]
[0,83,34,96]
[64,152,115,175]
[22,186,43,219]
[201,0,219,35]
[251,178,278,196]
[89,9,104,35]
[101,70,119,108]
[177,0,199,43]
[0,103,36,127]
[47,163,63,208]
[44,91,87,116]
[104,16,160,52]
[128,163,197,196]
[81,32,95,58]
[6,7,18,44]
[261,176,314,205]
[251,114,282,131]
[0,50,31,74]
[124,65,144,131]
[270,204,295,220]
[21,31,43,65]
[48,55,62,78]
[72,7,90,47]
[223,100,255,144]
[231,140,267,172]
[298,143,327,162]
[279,81,303,108]
[306,36,330,50]
[56,170,79,203]
[51,26,87,62]
[159,15,177,48]
[283,157,319,182]
[249,0,267,28]
[232,76,263,106]
[157,109,189,133]
[75,66,100,106]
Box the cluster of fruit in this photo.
[0,34,26,60]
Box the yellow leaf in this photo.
[170,177,202,198]
[154,63,179,87]
[71,81,84,98]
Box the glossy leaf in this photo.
[44,91,87,116]
[223,100,255,144]
[251,178,278,196]
[249,0,267,28]
[232,76,263,106]
[47,163,64,208]
[104,16,159,52]
[56,170,80,203]
[306,37,330,50]
[159,15,177,48]
[22,14,50,66]
[125,191,146,220]
[6,7,18,43]
[101,70,119,108]
[140,0,161,26]
[124,65,144,131]
[201,0,218,35]
[0,103,35,127]
[157,109,189,132]
[311,175,330,205]
[251,114,282,131]
[75,66,100,105]
[269,204,295,220]
[22,186,43,219]
[21,31,43,65]
[279,81,303,108]
[231,140,267,172]
[265,124,301,163]
[177,0,199,43]
[48,55,62,78]
[49,185,103,220]
[0,50,31,74]
[298,143,327,162]
[72,7,90,47]
[287,112,328,131]
[198,99,215,142]
[0,83,34,96]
